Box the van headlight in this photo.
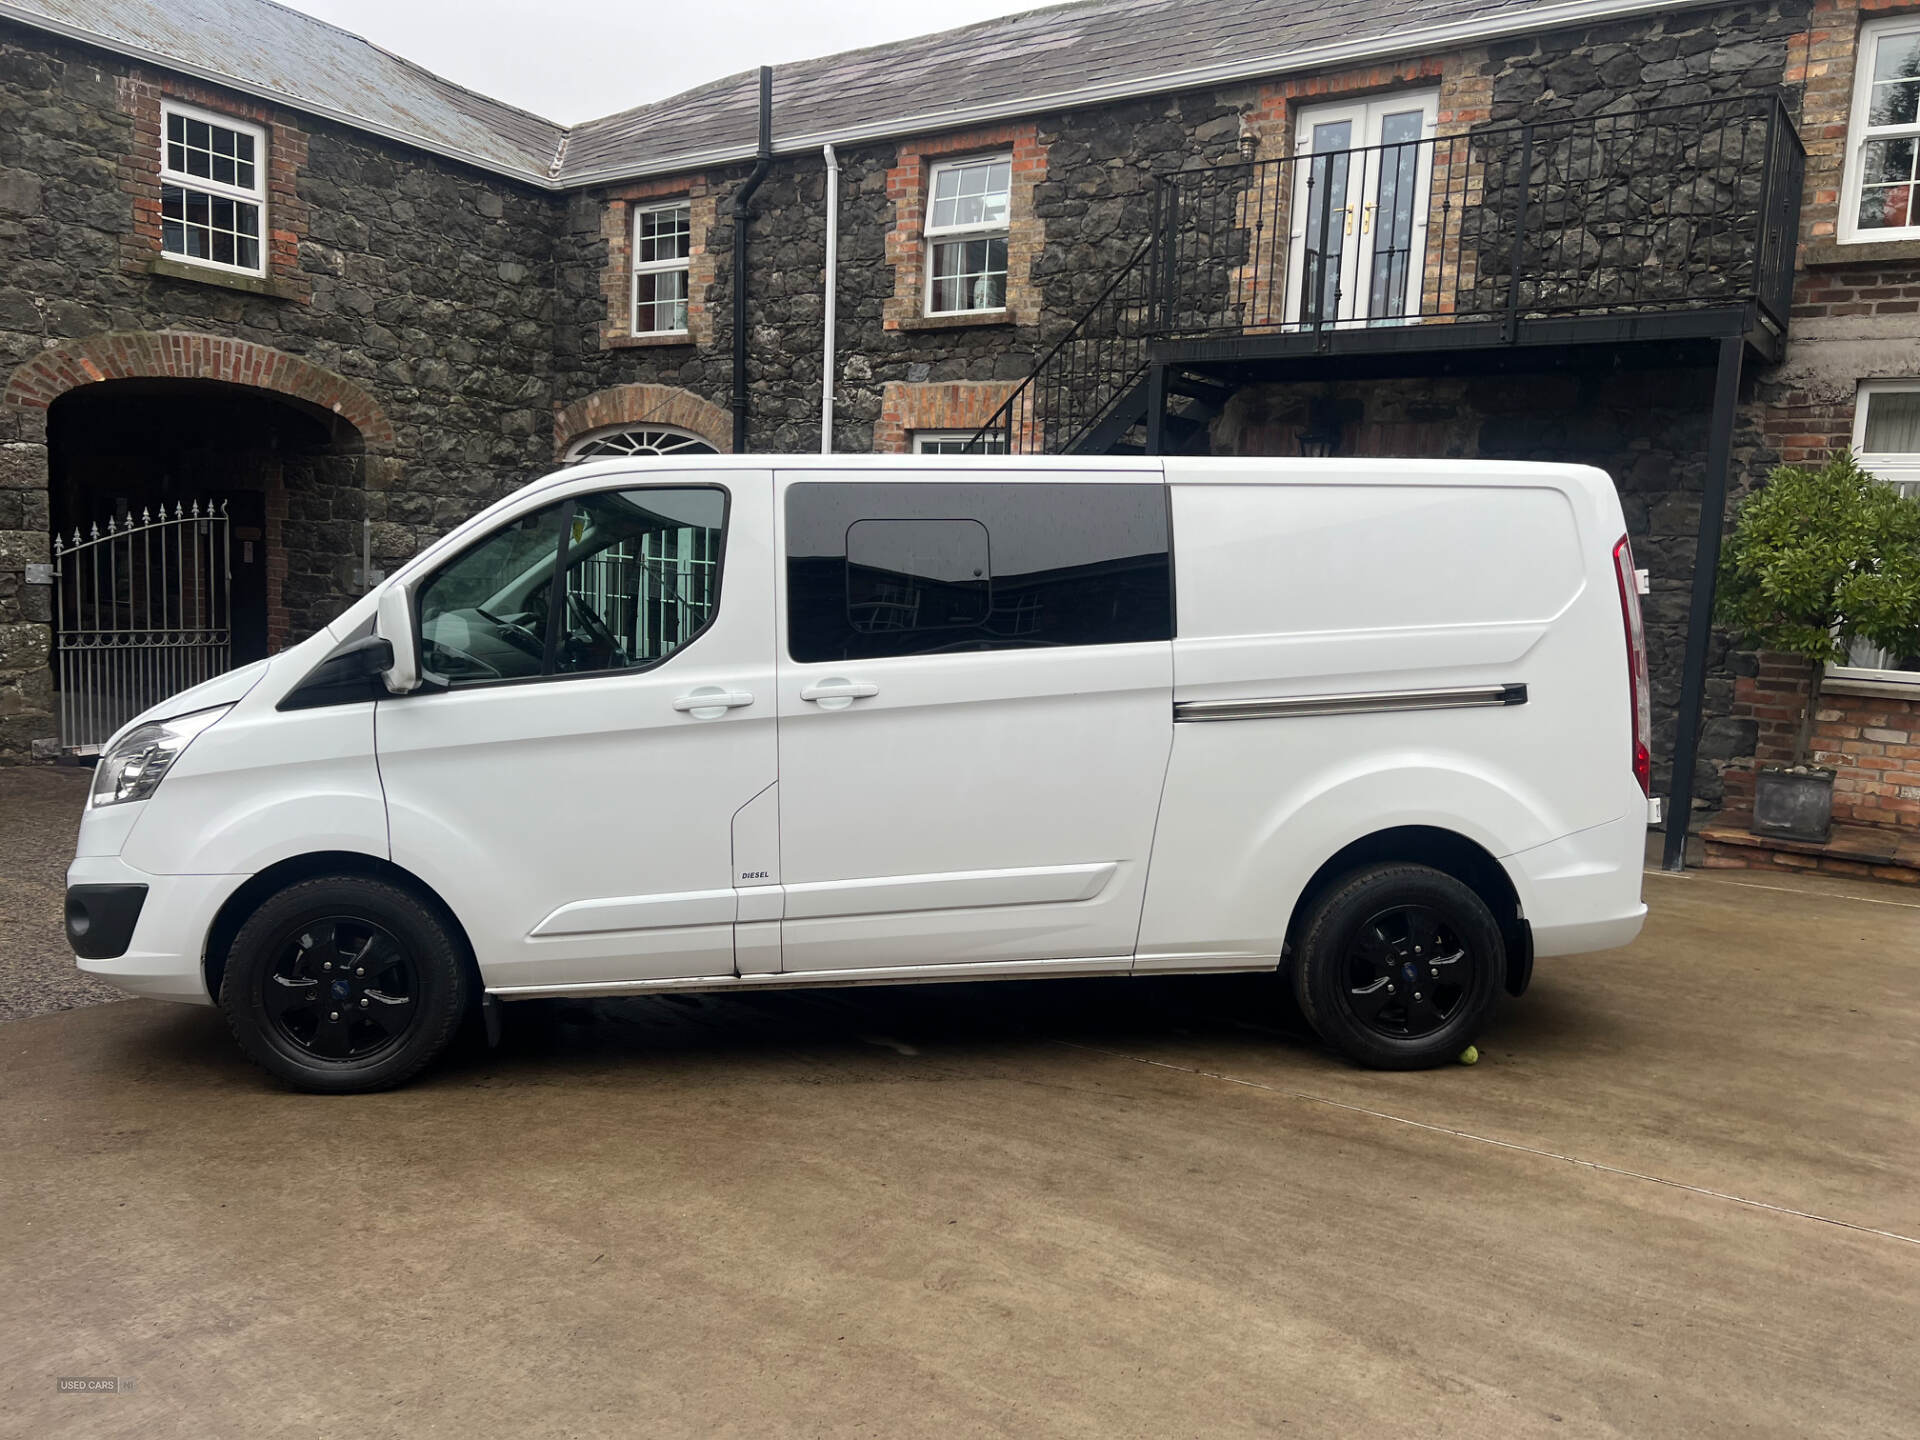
[90,706,231,808]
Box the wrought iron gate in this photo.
[53,501,232,753]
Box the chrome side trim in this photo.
[1175,683,1527,723]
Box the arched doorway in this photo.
[45,379,369,750]
[7,334,396,753]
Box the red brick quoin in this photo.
[2,332,395,451]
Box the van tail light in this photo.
[1613,535,1652,796]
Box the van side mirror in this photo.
[277,633,395,712]
[376,586,421,694]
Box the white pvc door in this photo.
[1288,92,1439,327]
[771,473,1175,974]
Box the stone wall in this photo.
[555,82,1262,457]
[0,21,562,759]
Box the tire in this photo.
[219,875,471,1093]
[1291,863,1502,1070]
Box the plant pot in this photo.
[1751,766,1835,843]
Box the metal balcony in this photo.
[980,94,1805,456]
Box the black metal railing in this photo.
[1157,93,1804,338]
[977,236,1158,458]
[977,94,1803,455]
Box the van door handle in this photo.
[673,687,755,719]
[800,678,879,711]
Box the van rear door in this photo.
[773,473,1174,973]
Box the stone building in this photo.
[1,0,1918,866]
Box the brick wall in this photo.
[1789,267,1920,327]
[597,173,717,352]
[873,380,1018,454]
[114,73,313,302]
[1723,652,1920,827]
[883,123,1048,332]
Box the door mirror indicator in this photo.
[376,586,421,694]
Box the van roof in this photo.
[548,452,1613,489]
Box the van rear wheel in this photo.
[219,875,470,1093]
[1292,864,1501,1070]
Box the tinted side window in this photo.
[787,482,1172,663]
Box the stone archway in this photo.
[4,331,395,449]
[553,384,732,459]
[0,334,399,759]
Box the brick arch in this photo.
[3,331,395,451]
[553,384,732,458]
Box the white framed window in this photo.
[565,426,718,462]
[1841,16,1920,243]
[912,429,1009,455]
[1835,380,1920,683]
[632,202,692,336]
[925,155,1011,315]
[160,102,267,276]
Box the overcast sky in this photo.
[277,0,1068,124]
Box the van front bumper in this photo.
[65,855,246,1006]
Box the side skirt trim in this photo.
[488,954,1277,1001]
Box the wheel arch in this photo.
[1286,826,1533,997]
[202,851,479,1004]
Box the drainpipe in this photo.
[731,66,773,454]
[820,143,839,454]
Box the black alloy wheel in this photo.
[1291,863,1503,1070]
[263,917,419,1061]
[221,875,470,1093]
[1341,904,1473,1040]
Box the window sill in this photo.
[897,309,1016,333]
[608,333,696,350]
[1822,675,1920,701]
[147,256,302,300]
[1802,238,1920,268]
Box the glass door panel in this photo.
[1288,93,1438,328]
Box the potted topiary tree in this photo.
[1716,450,1920,842]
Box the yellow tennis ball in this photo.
[1457,1045,1479,1066]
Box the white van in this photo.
[65,457,1649,1091]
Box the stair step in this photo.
[1168,372,1233,403]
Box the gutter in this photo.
[820,143,839,455]
[731,67,774,454]
[0,0,1723,191]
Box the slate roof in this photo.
[0,0,567,176]
[0,0,1699,187]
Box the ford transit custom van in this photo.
[66,457,1650,1091]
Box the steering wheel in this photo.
[563,592,627,668]
[474,605,546,660]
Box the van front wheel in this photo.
[1292,864,1502,1070]
[219,875,470,1093]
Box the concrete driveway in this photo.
[1,766,1917,1438]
